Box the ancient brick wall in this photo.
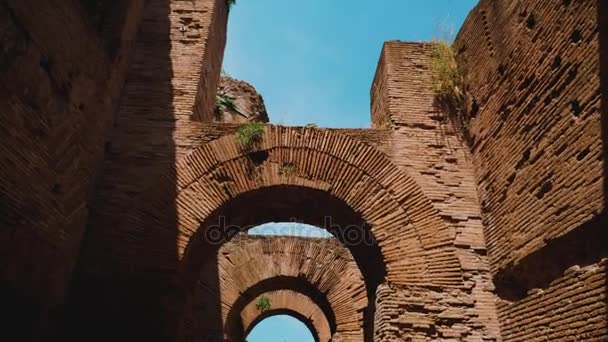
[498,259,607,341]
[0,0,143,339]
[454,0,605,273]
[4,0,605,340]
[370,41,501,340]
[374,283,498,341]
[61,1,229,340]
[78,0,228,276]
[452,0,607,339]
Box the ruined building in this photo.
[1,0,606,341]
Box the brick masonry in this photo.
[454,0,605,273]
[1,0,606,341]
[453,0,607,340]
[0,0,143,339]
[186,235,366,341]
[371,41,501,341]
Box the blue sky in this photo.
[249,222,331,237]
[247,315,314,342]
[223,0,478,129]
[226,1,479,341]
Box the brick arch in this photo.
[189,235,367,341]
[138,126,462,286]
[240,290,331,342]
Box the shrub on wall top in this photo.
[236,122,264,151]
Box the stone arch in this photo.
[136,126,462,287]
[189,235,366,340]
[240,290,331,342]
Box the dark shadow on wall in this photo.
[599,0,608,212]
[59,0,181,341]
[0,1,122,340]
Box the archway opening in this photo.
[183,185,387,291]
[183,185,384,340]
[224,276,338,341]
[246,315,315,342]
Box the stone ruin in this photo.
[0,0,606,341]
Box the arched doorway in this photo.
[124,127,462,340]
[241,291,330,342]
[189,234,367,341]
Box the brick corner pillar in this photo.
[370,41,436,129]
[369,41,502,340]
[171,0,228,122]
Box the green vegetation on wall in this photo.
[430,40,470,139]
[255,295,271,312]
[236,122,264,151]
[216,94,237,114]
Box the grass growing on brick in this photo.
[430,40,470,138]
[236,122,264,151]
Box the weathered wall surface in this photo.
[453,0,607,339]
[374,283,498,341]
[78,0,228,275]
[0,0,143,339]
[3,0,605,340]
[62,1,228,340]
[454,0,605,273]
[370,41,501,340]
[498,259,607,341]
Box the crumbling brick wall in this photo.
[453,0,607,339]
[498,260,607,341]
[454,0,604,273]
[370,41,501,341]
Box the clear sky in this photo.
[223,0,479,129]
[226,1,479,341]
[247,315,315,342]
[249,222,332,237]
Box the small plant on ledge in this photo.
[236,122,264,151]
[304,123,318,128]
[227,0,236,11]
[430,39,470,140]
[255,295,271,313]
